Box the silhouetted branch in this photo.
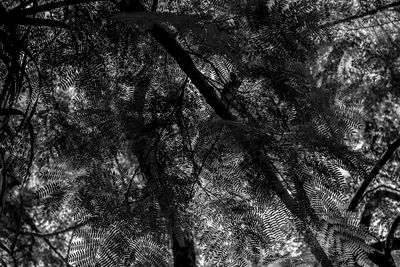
[371,238,400,251]
[0,16,68,28]
[18,0,107,15]
[360,189,400,227]
[23,217,73,267]
[0,242,17,267]
[42,237,73,267]
[387,217,400,252]
[348,137,400,212]
[322,1,400,28]
[148,25,236,121]
[385,216,400,266]
[146,22,333,267]
[12,222,85,237]
[66,229,76,262]
[368,249,388,267]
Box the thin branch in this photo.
[365,184,400,196]
[148,24,236,121]
[348,136,400,212]
[23,217,73,266]
[371,238,400,251]
[368,249,387,267]
[42,237,73,267]
[17,0,107,15]
[0,17,68,28]
[360,189,400,227]
[124,163,141,205]
[0,242,17,267]
[386,216,400,255]
[343,18,400,31]
[11,222,85,237]
[322,1,400,28]
[114,154,127,187]
[124,120,169,204]
[66,229,76,263]
[384,216,400,266]
[186,47,227,85]
[195,133,220,178]
[382,10,400,31]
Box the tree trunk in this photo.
[130,75,197,267]
[148,23,333,267]
[172,233,196,267]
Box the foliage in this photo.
[2,0,400,267]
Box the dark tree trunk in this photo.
[130,74,197,267]
[172,233,196,267]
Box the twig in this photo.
[348,136,400,211]
[114,154,127,187]
[11,222,85,237]
[24,218,73,266]
[42,237,73,267]
[124,163,141,205]
[321,1,400,28]
[17,0,107,15]
[66,229,76,262]
[385,216,400,265]
[360,189,400,227]
[371,238,400,251]
[0,17,68,28]
[195,133,220,178]
[0,242,17,267]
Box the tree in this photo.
[2,0,400,266]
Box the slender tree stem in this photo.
[387,217,400,252]
[10,222,85,237]
[348,137,400,212]
[385,216,400,266]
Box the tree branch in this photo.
[148,25,236,121]
[0,16,68,28]
[22,217,73,267]
[10,222,85,237]
[348,137,400,212]
[17,0,107,15]
[144,23,333,267]
[0,242,17,267]
[371,238,400,251]
[386,217,400,253]
[321,1,400,28]
[368,249,388,267]
[367,219,400,267]
[360,189,400,227]
[41,237,73,267]
[385,216,400,266]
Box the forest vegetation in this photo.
[2,0,400,266]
